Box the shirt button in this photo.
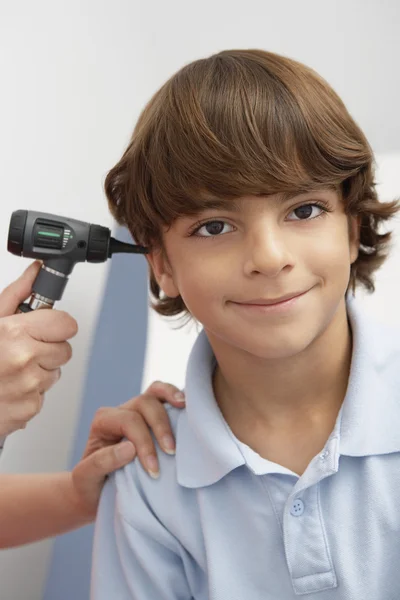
[290,498,305,516]
[319,450,329,460]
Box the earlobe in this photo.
[349,215,361,264]
[147,249,180,298]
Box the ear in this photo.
[349,215,361,264]
[147,248,180,298]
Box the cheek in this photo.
[171,249,231,307]
[303,220,353,280]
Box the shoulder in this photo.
[350,297,400,371]
[357,315,400,403]
[112,405,195,531]
[369,318,400,371]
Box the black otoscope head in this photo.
[7,209,148,308]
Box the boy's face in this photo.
[148,189,360,360]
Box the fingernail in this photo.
[162,435,175,455]
[174,391,185,403]
[116,441,135,461]
[146,455,159,479]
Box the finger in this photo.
[6,390,44,425]
[72,441,137,514]
[145,381,185,406]
[23,309,78,343]
[130,381,185,408]
[37,341,73,370]
[16,367,60,397]
[38,367,61,393]
[0,261,42,318]
[91,407,160,477]
[116,410,161,478]
[124,394,177,455]
[81,441,137,482]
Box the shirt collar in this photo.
[176,295,400,488]
[176,332,246,488]
[338,294,400,457]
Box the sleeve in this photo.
[90,463,192,600]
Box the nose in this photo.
[243,223,294,278]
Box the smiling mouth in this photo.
[233,290,309,307]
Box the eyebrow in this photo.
[197,197,243,211]
[197,189,330,212]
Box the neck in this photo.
[210,299,352,442]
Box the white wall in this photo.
[0,0,399,598]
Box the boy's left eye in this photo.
[287,203,325,221]
[193,221,233,237]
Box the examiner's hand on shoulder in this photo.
[0,262,78,436]
[71,381,185,519]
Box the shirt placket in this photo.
[283,440,339,595]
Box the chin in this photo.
[229,329,316,361]
[247,342,310,361]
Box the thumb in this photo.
[72,442,136,514]
[85,441,137,482]
[0,261,42,318]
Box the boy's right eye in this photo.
[192,220,234,237]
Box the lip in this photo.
[234,290,308,306]
[229,289,310,314]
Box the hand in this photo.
[71,381,185,519]
[0,261,78,436]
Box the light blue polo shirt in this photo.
[92,297,400,599]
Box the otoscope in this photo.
[0,209,148,452]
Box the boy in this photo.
[91,49,400,598]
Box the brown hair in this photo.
[105,49,399,318]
